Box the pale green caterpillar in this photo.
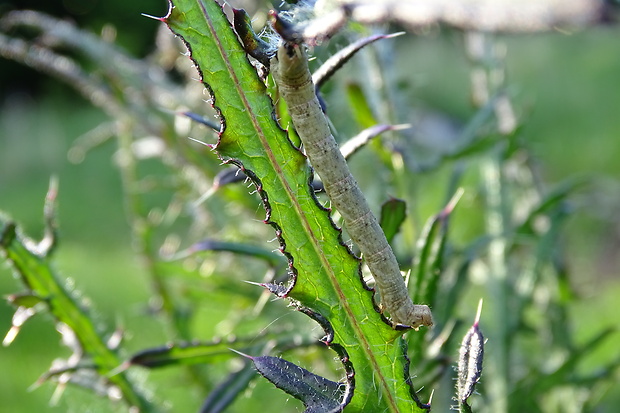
[271,43,432,329]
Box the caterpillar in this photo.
[270,41,432,329]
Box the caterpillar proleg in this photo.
[271,42,432,329]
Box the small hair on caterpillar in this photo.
[269,30,432,329]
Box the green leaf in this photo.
[0,216,153,412]
[129,341,235,368]
[164,1,428,411]
[514,328,617,399]
[313,33,403,89]
[232,8,273,68]
[411,189,463,306]
[128,331,315,369]
[340,124,407,160]
[200,363,258,413]
[346,82,378,129]
[6,292,46,308]
[249,355,344,413]
[169,238,286,267]
[380,197,407,245]
[515,178,587,237]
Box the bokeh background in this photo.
[1,1,619,412]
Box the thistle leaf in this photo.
[129,341,235,368]
[232,8,274,68]
[380,197,407,245]
[250,355,344,413]
[199,363,257,413]
[346,82,378,130]
[312,33,404,89]
[0,216,152,411]
[164,1,428,411]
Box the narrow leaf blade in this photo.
[251,355,343,412]
[380,197,407,245]
[0,216,151,411]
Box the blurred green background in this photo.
[1,1,619,412]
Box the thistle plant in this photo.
[1,1,618,412]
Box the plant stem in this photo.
[481,153,509,413]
